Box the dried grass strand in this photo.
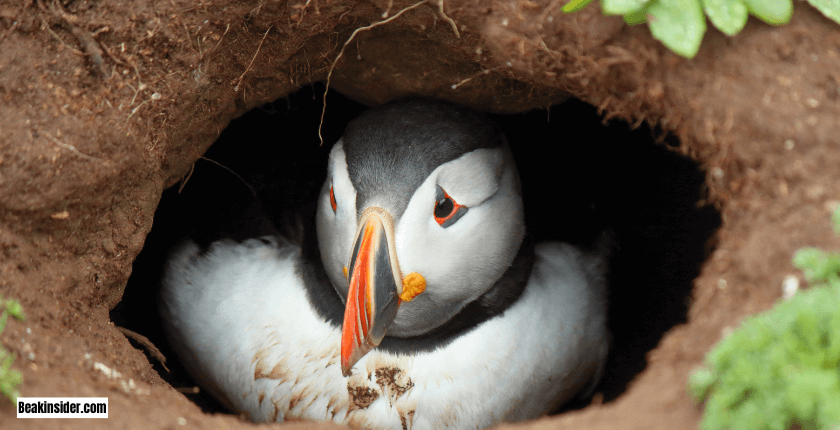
[234,25,272,92]
[318,0,429,145]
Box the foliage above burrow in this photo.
[564,0,840,58]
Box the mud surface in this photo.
[1,0,839,429]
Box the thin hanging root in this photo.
[450,67,500,89]
[178,162,196,193]
[234,25,272,92]
[438,0,459,38]
[208,23,230,57]
[43,130,101,162]
[178,157,258,198]
[117,327,170,373]
[199,156,259,198]
[175,387,201,394]
[318,0,429,145]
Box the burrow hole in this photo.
[112,84,721,416]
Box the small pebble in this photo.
[784,139,794,150]
[782,275,798,300]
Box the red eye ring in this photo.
[330,185,337,212]
[434,188,467,227]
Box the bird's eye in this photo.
[330,185,337,212]
[434,186,468,227]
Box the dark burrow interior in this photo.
[111,84,721,417]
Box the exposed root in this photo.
[207,23,230,58]
[175,387,201,394]
[451,67,500,89]
[97,31,129,68]
[41,18,81,54]
[178,162,196,194]
[318,0,429,145]
[60,20,109,78]
[0,10,20,43]
[117,327,170,373]
[437,0,459,38]
[42,130,101,162]
[234,26,272,92]
[126,100,149,123]
[48,0,110,78]
[184,157,259,198]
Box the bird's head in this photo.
[315,99,525,376]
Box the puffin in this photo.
[159,98,610,429]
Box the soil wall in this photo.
[1,0,839,428]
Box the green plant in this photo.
[0,295,25,405]
[689,207,840,430]
[563,0,840,58]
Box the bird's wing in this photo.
[159,236,344,421]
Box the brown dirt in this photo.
[1,0,839,429]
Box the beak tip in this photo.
[340,355,352,377]
[340,342,368,378]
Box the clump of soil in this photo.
[1,0,839,429]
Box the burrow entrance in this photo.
[111,84,720,418]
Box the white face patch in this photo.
[388,144,525,337]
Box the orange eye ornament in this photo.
[330,185,337,212]
[434,185,468,228]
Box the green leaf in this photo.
[562,0,597,13]
[808,0,840,26]
[702,0,748,36]
[602,0,651,15]
[793,247,828,283]
[0,366,21,404]
[832,206,840,235]
[0,295,24,405]
[5,300,24,322]
[647,0,706,58]
[624,8,649,24]
[743,0,793,25]
[688,366,716,402]
[565,0,840,61]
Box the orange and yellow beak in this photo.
[340,208,426,377]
